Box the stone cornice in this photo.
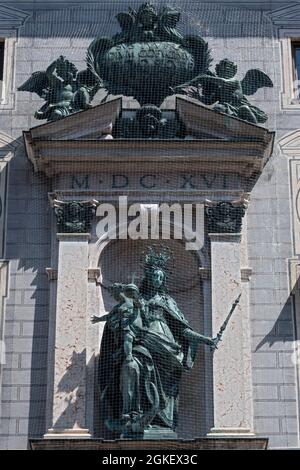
[23,97,274,189]
[24,136,274,181]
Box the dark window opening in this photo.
[0,40,4,81]
[292,41,300,101]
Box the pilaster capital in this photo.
[51,199,98,234]
[205,200,247,234]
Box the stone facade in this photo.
[0,0,299,450]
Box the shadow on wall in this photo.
[1,137,51,447]
[254,289,296,353]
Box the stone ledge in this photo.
[29,437,268,450]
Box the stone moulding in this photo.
[29,437,269,450]
[22,97,275,188]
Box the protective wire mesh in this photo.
[2,1,298,451]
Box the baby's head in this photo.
[109,282,125,302]
[123,283,140,300]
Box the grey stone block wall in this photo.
[0,0,299,449]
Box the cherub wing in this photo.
[241,69,273,96]
[184,35,213,74]
[160,6,180,27]
[86,37,113,84]
[157,7,183,42]
[116,11,135,32]
[17,71,51,97]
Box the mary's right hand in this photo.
[90,315,100,324]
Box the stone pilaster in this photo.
[45,200,97,439]
[206,202,254,436]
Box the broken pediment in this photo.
[279,129,300,156]
[0,4,29,29]
[268,4,300,27]
[23,96,274,185]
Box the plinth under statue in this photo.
[91,247,231,439]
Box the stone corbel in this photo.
[198,267,211,280]
[241,267,253,282]
[45,267,58,281]
[88,268,101,283]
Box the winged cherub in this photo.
[173,58,273,124]
[18,55,101,121]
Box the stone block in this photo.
[279,385,297,401]
[1,386,19,402]
[5,337,48,354]
[21,321,48,338]
[250,289,274,305]
[277,352,296,369]
[23,289,49,307]
[2,368,47,386]
[254,401,297,417]
[5,306,48,322]
[281,417,298,434]
[251,320,276,337]
[4,321,21,337]
[2,400,46,419]
[0,418,17,436]
[252,351,277,368]
[3,353,20,369]
[250,258,274,274]
[19,385,47,402]
[250,274,276,289]
[267,434,298,449]
[254,417,280,434]
[253,368,296,385]
[250,304,286,321]
[0,436,28,450]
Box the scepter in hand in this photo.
[212,293,242,350]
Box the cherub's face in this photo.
[137,6,157,29]
[110,284,124,302]
[216,61,236,79]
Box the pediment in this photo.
[24,95,273,144]
[176,97,274,144]
[26,97,122,141]
[279,129,300,155]
[268,4,300,26]
[0,4,29,28]
[23,96,274,182]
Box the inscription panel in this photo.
[54,172,242,192]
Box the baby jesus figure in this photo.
[91,281,146,423]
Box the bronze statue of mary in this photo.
[92,247,217,439]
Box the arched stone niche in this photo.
[93,238,208,439]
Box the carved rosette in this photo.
[53,200,97,233]
[205,201,246,234]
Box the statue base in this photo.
[29,437,268,450]
[121,426,177,440]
